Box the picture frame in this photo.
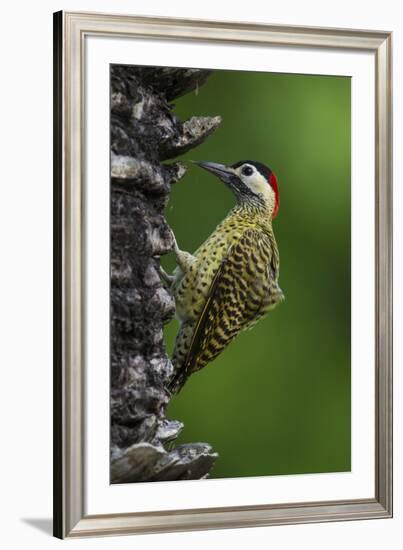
[53,10,393,539]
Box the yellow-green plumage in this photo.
[169,199,284,393]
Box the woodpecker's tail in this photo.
[168,369,188,394]
[168,321,194,394]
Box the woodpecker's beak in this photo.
[193,161,235,185]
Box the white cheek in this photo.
[262,185,276,205]
[252,174,274,201]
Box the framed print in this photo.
[53,11,393,539]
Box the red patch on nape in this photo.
[269,172,280,218]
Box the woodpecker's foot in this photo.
[175,249,197,273]
[159,265,174,287]
[169,228,197,273]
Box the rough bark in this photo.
[110,65,220,483]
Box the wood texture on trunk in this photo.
[110,65,220,483]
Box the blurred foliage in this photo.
[161,70,351,479]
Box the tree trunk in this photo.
[110,65,220,483]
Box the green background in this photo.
[162,70,351,479]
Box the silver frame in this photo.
[53,11,393,539]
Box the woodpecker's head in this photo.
[194,160,279,218]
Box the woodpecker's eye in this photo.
[241,165,254,177]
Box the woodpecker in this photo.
[167,160,284,393]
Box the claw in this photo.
[159,265,174,286]
[169,227,180,254]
